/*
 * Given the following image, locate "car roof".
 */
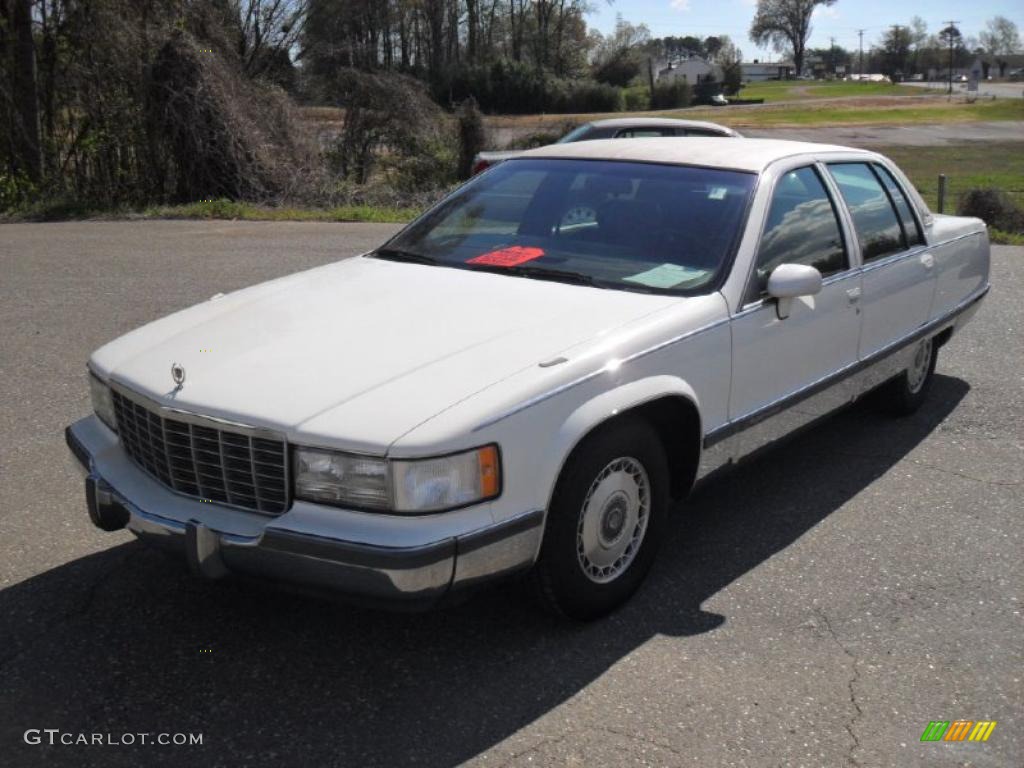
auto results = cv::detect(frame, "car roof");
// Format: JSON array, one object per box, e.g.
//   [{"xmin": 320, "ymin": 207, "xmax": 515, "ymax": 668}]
[
  {"xmin": 519, "ymin": 137, "xmax": 869, "ymax": 173},
  {"xmin": 586, "ymin": 117, "xmax": 737, "ymax": 134}
]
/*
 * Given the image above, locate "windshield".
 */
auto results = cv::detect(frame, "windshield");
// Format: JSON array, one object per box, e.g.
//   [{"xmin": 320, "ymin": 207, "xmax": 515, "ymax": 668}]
[{"xmin": 378, "ymin": 158, "xmax": 756, "ymax": 294}]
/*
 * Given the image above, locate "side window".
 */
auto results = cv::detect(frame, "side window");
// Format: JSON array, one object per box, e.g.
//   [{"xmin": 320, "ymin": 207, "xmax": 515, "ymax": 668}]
[
  {"xmin": 873, "ymin": 164, "xmax": 924, "ymax": 248},
  {"xmin": 827, "ymin": 163, "xmax": 906, "ymax": 261},
  {"xmin": 752, "ymin": 166, "xmax": 848, "ymax": 296}
]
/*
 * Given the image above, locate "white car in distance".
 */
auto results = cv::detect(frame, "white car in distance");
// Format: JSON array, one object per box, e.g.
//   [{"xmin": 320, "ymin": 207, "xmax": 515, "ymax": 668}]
[{"xmin": 67, "ymin": 139, "xmax": 990, "ymax": 620}]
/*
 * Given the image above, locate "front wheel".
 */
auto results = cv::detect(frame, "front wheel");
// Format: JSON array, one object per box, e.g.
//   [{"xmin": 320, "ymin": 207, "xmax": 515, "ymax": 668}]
[
  {"xmin": 878, "ymin": 336, "xmax": 938, "ymax": 416},
  {"xmin": 531, "ymin": 418, "xmax": 669, "ymax": 621}
]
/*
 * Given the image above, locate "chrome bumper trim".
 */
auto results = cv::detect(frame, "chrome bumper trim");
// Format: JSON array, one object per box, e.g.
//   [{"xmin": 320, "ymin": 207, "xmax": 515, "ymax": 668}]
[{"xmin": 67, "ymin": 420, "xmax": 544, "ymax": 607}]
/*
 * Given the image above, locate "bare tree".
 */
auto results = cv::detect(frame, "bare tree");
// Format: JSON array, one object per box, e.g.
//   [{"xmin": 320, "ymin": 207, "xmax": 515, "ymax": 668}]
[
  {"xmin": 11, "ymin": 0, "xmax": 41, "ymax": 181},
  {"xmin": 233, "ymin": 0, "xmax": 307, "ymax": 78},
  {"xmin": 749, "ymin": 0, "xmax": 836, "ymax": 78},
  {"xmin": 979, "ymin": 16, "xmax": 1021, "ymax": 56}
]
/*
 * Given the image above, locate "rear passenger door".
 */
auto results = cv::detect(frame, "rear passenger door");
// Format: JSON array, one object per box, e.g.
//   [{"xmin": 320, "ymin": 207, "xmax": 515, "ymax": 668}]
[
  {"xmin": 826, "ymin": 162, "xmax": 936, "ymax": 360},
  {"xmin": 730, "ymin": 165, "xmax": 862, "ymax": 426}
]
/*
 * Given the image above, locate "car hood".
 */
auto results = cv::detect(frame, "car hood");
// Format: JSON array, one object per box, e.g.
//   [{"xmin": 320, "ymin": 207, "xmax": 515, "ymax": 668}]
[{"xmin": 92, "ymin": 256, "xmax": 677, "ymax": 452}]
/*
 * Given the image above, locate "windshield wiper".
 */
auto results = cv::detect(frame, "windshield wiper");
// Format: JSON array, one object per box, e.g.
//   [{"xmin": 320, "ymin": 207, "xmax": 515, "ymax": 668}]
[
  {"xmin": 370, "ymin": 248, "xmax": 439, "ymax": 266},
  {"xmin": 466, "ymin": 263, "xmax": 605, "ymax": 288}
]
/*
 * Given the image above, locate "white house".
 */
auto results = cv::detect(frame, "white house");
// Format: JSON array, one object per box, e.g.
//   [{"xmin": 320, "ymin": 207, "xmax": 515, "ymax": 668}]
[
  {"xmin": 740, "ymin": 60, "xmax": 793, "ymax": 82},
  {"xmin": 656, "ymin": 57, "xmax": 722, "ymax": 84}
]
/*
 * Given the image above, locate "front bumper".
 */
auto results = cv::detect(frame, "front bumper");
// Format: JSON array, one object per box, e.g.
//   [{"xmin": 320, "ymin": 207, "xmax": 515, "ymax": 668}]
[{"xmin": 66, "ymin": 416, "xmax": 544, "ymax": 608}]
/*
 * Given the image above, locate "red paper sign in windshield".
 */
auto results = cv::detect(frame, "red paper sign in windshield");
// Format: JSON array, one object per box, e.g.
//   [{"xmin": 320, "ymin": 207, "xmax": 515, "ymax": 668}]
[{"xmin": 467, "ymin": 246, "xmax": 545, "ymax": 267}]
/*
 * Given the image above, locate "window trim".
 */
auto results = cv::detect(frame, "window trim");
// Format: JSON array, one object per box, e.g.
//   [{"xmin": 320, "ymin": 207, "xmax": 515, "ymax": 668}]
[
  {"xmin": 742, "ymin": 163, "xmax": 853, "ymax": 305},
  {"xmin": 871, "ymin": 161, "xmax": 925, "ymax": 250},
  {"xmin": 825, "ymin": 161, "xmax": 910, "ymax": 264}
]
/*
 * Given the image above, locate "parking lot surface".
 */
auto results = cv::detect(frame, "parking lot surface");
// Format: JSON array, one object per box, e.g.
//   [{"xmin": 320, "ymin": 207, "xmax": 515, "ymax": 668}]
[{"xmin": 0, "ymin": 221, "xmax": 1020, "ymax": 767}]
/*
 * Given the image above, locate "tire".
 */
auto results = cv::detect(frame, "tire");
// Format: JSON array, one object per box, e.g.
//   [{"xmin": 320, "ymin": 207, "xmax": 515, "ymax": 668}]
[
  {"xmin": 530, "ymin": 418, "xmax": 670, "ymax": 621},
  {"xmin": 878, "ymin": 336, "xmax": 938, "ymax": 416}
]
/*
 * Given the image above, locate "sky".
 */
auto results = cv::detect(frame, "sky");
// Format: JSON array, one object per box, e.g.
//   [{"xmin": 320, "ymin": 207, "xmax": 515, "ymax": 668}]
[{"xmin": 585, "ymin": 0, "xmax": 1024, "ymax": 60}]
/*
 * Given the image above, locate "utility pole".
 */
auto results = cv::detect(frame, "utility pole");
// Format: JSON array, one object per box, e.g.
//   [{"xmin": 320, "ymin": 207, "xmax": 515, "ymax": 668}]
[
  {"xmin": 889, "ymin": 25, "xmax": 904, "ymax": 82},
  {"xmin": 943, "ymin": 20, "xmax": 960, "ymax": 97},
  {"xmin": 857, "ymin": 29, "xmax": 864, "ymax": 80},
  {"xmin": 829, "ymin": 36, "xmax": 836, "ymax": 77}
]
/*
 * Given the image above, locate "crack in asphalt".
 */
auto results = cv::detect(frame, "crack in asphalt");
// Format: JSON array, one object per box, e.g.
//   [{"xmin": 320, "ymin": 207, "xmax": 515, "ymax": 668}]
[
  {"xmin": 587, "ymin": 724, "xmax": 687, "ymax": 760},
  {"xmin": 815, "ymin": 609, "xmax": 863, "ymax": 768},
  {"xmin": 833, "ymin": 450, "xmax": 1021, "ymax": 487},
  {"xmin": 489, "ymin": 734, "xmax": 568, "ymax": 768}
]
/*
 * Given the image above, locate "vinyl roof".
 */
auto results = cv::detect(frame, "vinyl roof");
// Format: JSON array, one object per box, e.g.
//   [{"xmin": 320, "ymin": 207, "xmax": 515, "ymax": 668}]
[{"xmin": 519, "ymin": 137, "xmax": 869, "ymax": 173}]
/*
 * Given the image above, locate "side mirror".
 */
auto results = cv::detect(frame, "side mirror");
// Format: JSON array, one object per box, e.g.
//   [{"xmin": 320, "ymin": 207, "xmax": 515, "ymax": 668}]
[{"xmin": 766, "ymin": 263, "xmax": 823, "ymax": 319}]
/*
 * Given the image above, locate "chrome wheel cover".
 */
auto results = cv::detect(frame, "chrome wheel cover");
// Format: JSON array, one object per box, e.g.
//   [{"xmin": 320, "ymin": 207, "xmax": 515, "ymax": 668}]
[
  {"xmin": 907, "ymin": 338, "xmax": 933, "ymax": 394},
  {"xmin": 576, "ymin": 457, "xmax": 650, "ymax": 584}
]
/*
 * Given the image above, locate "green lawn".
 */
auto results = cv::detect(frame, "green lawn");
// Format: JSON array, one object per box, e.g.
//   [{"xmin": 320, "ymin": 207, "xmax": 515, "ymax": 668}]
[
  {"xmin": 143, "ymin": 199, "xmax": 418, "ymax": 223},
  {"xmin": 876, "ymin": 142, "xmax": 1024, "ymax": 210},
  {"xmin": 876, "ymin": 141, "xmax": 1024, "ymax": 243},
  {"xmin": 489, "ymin": 95, "xmax": 1023, "ymax": 132},
  {"xmin": 668, "ymin": 97, "xmax": 1024, "ymax": 128},
  {"xmin": 737, "ymin": 79, "xmax": 943, "ymax": 102}
]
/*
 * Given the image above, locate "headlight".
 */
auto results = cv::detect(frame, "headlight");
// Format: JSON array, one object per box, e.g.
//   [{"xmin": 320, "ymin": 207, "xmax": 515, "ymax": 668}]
[
  {"xmin": 293, "ymin": 449, "xmax": 389, "ymax": 509},
  {"xmin": 293, "ymin": 444, "xmax": 501, "ymax": 514},
  {"xmin": 392, "ymin": 445, "xmax": 501, "ymax": 513},
  {"xmin": 89, "ymin": 372, "xmax": 117, "ymax": 432}
]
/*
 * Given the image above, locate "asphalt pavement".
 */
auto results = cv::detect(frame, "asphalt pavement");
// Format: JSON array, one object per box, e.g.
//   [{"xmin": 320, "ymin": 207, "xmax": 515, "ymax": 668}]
[{"xmin": 0, "ymin": 221, "xmax": 1020, "ymax": 767}]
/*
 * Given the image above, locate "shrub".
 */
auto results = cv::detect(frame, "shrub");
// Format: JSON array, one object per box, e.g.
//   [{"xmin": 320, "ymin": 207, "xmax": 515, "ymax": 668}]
[
  {"xmin": 436, "ymin": 60, "xmax": 625, "ymax": 114},
  {"xmin": 957, "ymin": 188, "xmax": 1024, "ymax": 233},
  {"xmin": 623, "ymin": 85, "xmax": 651, "ymax": 111},
  {"xmin": 693, "ymin": 77, "xmax": 723, "ymax": 105},
  {"xmin": 0, "ymin": 172, "xmax": 36, "ymax": 213},
  {"xmin": 325, "ymin": 68, "xmax": 458, "ymax": 190},
  {"xmin": 551, "ymin": 80, "xmax": 623, "ymax": 113},
  {"xmin": 147, "ymin": 31, "xmax": 317, "ymax": 203},
  {"xmin": 456, "ymin": 98, "xmax": 487, "ymax": 179},
  {"xmin": 650, "ymin": 80, "xmax": 692, "ymax": 109}
]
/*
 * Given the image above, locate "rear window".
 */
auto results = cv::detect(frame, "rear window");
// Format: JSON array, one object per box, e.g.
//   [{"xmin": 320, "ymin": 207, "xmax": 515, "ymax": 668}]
[
  {"xmin": 382, "ymin": 158, "xmax": 757, "ymax": 294},
  {"xmin": 827, "ymin": 163, "xmax": 906, "ymax": 261}
]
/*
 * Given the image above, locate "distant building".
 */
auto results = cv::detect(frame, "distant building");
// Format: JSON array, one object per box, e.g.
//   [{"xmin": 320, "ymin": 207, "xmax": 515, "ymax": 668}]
[
  {"xmin": 655, "ymin": 56, "xmax": 722, "ymax": 85},
  {"xmin": 970, "ymin": 54, "xmax": 1024, "ymax": 79},
  {"xmin": 740, "ymin": 60, "xmax": 794, "ymax": 82}
]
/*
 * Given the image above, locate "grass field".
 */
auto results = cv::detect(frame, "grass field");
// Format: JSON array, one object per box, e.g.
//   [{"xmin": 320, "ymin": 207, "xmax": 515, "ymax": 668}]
[
  {"xmin": 737, "ymin": 80, "xmax": 944, "ymax": 102},
  {"xmin": 143, "ymin": 199, "xmax": 417, "ymax": 223},
  {"xmin": 875, "ymin": 141, "xmax": 1024, "ymax": 243},
  {"xmin": 876, "ymin": 142, "xmax": 1024, "ymax": 209},
  {"xmin": 485, "ymin": 96, "xmax": 1023, "ymax": 135}
]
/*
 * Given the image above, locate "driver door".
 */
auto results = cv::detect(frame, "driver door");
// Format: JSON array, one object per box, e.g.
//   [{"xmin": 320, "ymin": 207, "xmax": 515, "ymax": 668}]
[{"xmin": 728, "ymin": 164, "xmax": 863, "ymax": 445}]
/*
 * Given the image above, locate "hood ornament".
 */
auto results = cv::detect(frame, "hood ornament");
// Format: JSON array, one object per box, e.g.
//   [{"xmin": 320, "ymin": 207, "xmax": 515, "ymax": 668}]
[{"xmin": 171, "ymin": 362, "xmax": 186, "ymax": 389}]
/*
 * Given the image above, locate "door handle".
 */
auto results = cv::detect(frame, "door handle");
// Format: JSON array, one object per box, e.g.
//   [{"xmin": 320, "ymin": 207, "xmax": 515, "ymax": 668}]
[
  {"xmin": 846, "ymin": 286, "xmax": 862, "ymax": 304},
  {"xmin": 920, "ymin": 252, "xmax": 935, "ymax": 269}
]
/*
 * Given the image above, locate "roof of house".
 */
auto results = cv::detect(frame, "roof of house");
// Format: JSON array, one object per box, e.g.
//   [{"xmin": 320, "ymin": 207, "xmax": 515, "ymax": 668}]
[
  {"xmin": 519, "ymin": 137, "xmax": 869, "ymax": 173},
  {"xmin": 741, "ymin": 61, "xmax": 794, "ymax": 68}
]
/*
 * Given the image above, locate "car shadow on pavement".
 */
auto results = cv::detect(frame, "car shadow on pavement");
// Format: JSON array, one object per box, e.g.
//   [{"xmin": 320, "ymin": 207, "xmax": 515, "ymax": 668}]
[{"xmin": 0, "ymin": 376, "xmax": 969, "ymax": 767}]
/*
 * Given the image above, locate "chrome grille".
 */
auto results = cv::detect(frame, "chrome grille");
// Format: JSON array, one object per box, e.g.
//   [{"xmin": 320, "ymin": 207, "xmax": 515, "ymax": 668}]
[{"xmin": 111, "ymin": 389, "xmax": 289, "ymax": 514}]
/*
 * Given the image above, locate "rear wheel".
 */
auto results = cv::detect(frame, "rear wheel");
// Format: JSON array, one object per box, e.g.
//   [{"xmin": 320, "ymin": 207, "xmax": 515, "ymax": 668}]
[
  {"xmin": 531, "ymin": 418, "xmax": 669, "ymax": 620},
  {"xmin": 878, "ymin": 337, "xmax": 937, "ymax": 416}
]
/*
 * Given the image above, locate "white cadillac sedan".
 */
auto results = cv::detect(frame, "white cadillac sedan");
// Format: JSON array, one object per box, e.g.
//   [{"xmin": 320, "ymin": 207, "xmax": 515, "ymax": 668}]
[{"xmin": 66, "ymin": 139, "xmax": 990, "ymax": 619}]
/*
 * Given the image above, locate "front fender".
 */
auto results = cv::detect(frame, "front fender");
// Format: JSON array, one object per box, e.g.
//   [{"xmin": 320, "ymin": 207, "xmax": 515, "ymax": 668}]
[{"xmin": 538, "ymin": 375, "xmax": 703, "ymax": 510}]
